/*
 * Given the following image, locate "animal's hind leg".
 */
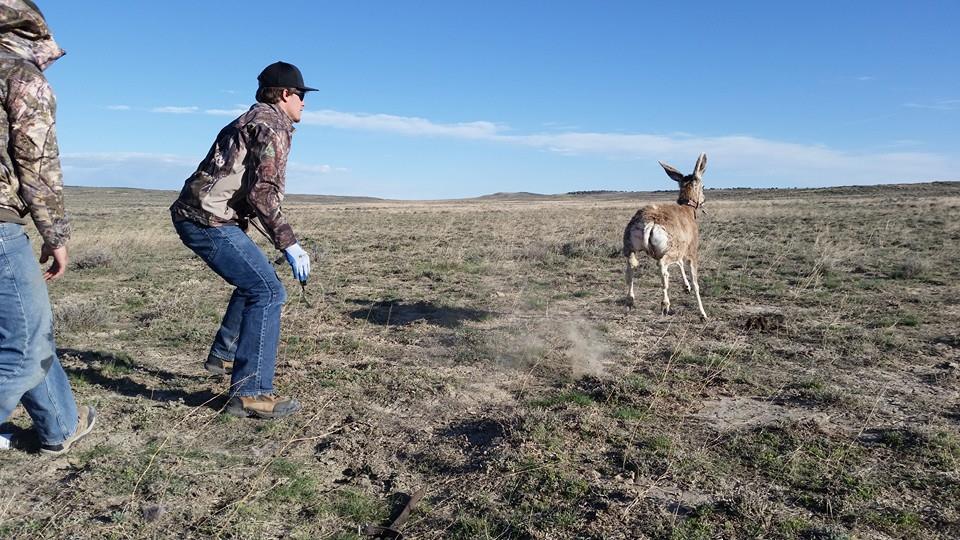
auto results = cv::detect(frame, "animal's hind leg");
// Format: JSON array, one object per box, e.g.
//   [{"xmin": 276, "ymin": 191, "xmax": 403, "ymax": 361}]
[
  {"xmin": 690, "ymin": 262, "xmax": 707, "ymax": 320},
  {"xmin": 625, "ymin": 253, "xmax": 640, "ymax": 306},
  {"xmin": 678, "ymin": 260, "xmax": 692, "ymax": 292},
  {"xmin": 659, "ymin": 258, "xmax": 671, "ymax": 315}
]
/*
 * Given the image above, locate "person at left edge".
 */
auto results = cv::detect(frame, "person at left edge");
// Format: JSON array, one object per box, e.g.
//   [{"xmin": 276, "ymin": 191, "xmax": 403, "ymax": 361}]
[{"xmin": 0, "ymin": 0, "xmax": 97, "ymax": 455}]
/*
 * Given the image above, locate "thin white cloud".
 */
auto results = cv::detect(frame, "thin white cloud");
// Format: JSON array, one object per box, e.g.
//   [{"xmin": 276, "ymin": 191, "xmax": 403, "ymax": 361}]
[
  {"xmin": 198, "ymin": 107, "xmax": 502, "ymax": 141},
  {"xmin": 540, "ymin": 121, "xmax": 581, "ymax": 131},
  {"xmin": 151, "ymin": 106, "xmax": 201, "ymax": 114},
  {"xmin": 60, "ymin": 152, "xmax": 196, "ymax": 189},
  {"xmin": 300, "ymin": 109, "xmax": 501, "ymax": 139},
  {"xmin": 298, "ymin": 110, "xmax": 957, "ymax": 183},
  {"xmin": 885, "ymin": 139, "xmax": 924, "ymax": 148},
  {"xmin": 61, "ymin": 152, "xmax": 340, "ymax": 190},
  {"xmin": 288, "ymin": 163, "xmax": 336, "ymax": 174},
  {"xmin": 856, "ymin": 76, "xmax": 876, "ymax": 81},
  {"xmin": 904, "ymin": 99, "xmax": 960, "ymax": 111},
  {"xmin": 106, "ymin": 105, "xmax": 131, "ymax": 111},
  {"xmin": 205, "ymin": 107, "xmax": 247, "ymax": 116},
  {"xmin": 62, "ymin": 151, "xmax": 196, "ymax": 166},
  {"xmin": 497, "ymin": 132, "xmax": 951, "ymax": 185}
]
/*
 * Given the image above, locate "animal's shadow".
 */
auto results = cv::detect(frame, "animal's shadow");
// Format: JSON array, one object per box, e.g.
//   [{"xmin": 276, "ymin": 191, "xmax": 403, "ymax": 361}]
[{"xmin": 346, "ymin": 298, "xmax": 491, "ymax": 328}]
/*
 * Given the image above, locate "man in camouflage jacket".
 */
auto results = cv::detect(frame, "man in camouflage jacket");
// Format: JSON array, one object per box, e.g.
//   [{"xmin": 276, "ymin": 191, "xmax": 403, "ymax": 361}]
[
  {"xmin": 171, "ymin": 61, "xmax": 315, "ymax": 419},
  {"xmin": 0, "ymin": 0, "xmax": 96, "ymax": 455}
]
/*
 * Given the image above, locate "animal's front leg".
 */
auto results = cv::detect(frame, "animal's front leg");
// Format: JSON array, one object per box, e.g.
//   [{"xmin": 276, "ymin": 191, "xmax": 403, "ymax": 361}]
[{"xmin": 625, "ymin": 259, "xmax": 636, "ymax": 306}]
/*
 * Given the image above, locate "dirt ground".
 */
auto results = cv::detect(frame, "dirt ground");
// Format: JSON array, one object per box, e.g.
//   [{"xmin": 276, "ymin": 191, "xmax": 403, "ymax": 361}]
[{"xmin": 1, "ymin": 182, "xmax": 958, "ymax": 539}]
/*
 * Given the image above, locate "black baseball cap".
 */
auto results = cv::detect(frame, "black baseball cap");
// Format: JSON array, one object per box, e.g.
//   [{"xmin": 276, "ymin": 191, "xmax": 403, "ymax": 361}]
[{"xmin": 257, "ymin": 61, "xmax": 318, "ymax": 92}]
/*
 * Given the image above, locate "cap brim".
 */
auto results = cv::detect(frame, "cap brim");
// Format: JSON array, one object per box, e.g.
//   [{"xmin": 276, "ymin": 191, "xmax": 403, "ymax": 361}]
[{"xmin": 300, "ymin": 86, "xmax": 319, "ymax": 92}]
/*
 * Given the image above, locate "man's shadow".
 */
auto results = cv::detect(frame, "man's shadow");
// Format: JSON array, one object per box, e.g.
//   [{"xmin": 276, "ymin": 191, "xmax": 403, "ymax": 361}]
[
  {"xmin": 58, "ymin": 348, "xmax": 224, "ymax": 409},
  {"xmin": 2, "ymin": 351, "xmax": 226, "ymax": 453}
]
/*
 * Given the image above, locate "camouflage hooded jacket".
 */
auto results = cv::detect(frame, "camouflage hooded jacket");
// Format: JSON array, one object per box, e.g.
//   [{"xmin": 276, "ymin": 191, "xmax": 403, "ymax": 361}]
[
  {"xmin": 0, "ymin": 0, "xmax": 70, "ymax": 247},
  {"xmin": 170, "ymin": 103, "xmax": 297, "ymax": 251}
]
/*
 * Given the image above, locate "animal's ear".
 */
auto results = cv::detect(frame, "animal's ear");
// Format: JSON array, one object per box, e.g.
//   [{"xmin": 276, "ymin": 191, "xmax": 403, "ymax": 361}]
[
  {"xmin": 659, "ymin": 161, "xmax": 685, "ymax": 182},
  {"xmin": 694, "ymin": 153, "xmax": 707, "ymax": 178}
]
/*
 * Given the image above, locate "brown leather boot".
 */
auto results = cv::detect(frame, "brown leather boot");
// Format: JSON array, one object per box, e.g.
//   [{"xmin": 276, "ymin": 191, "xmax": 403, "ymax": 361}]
[{"xmin": 226, "ymin": 395, "xmax": 301, "ymax": 419}]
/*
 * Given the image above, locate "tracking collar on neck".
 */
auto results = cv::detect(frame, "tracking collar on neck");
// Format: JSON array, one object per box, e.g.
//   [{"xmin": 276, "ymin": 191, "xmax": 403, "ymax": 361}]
[{"xmin": 677, "ymin": 198, "xmax": 704, "ymax": 218}]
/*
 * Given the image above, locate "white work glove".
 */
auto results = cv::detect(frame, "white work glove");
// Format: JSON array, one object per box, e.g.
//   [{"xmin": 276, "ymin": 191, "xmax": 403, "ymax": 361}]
[{"xmin": 283, "ymin": 243, "xmax": 311, "ymax": 283}]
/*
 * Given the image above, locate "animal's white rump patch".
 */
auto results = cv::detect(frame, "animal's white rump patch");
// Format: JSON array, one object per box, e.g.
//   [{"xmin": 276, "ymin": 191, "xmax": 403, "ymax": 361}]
[
  {"xmin": 646, "ymin": 223, "xmax": 670, "ymax": 258},
  {"xmin": 631, "ymin": 222, "xmax": 669, "ymax": 259}
]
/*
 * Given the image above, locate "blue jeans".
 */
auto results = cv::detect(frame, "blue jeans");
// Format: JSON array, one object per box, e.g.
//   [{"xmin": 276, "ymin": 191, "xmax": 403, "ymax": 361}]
[
  {"xmin": 173, "ymin": 219, "xmax": 286, "ymax": 397},
  {"xmin": 0, "ymin": 223, "xmax": 79, "ymax": 446}
]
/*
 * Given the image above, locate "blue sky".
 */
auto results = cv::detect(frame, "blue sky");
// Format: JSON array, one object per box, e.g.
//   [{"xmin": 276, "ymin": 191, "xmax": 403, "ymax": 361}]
[{"xmin": 39, "ymin": 1, "xmax": 959, "ymax": 199}]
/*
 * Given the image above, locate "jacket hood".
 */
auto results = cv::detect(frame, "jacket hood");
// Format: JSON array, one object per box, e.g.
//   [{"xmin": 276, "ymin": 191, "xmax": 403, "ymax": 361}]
[{"xmin": 0, "ymin": 0, "xmax": 64, "ymax": 70}]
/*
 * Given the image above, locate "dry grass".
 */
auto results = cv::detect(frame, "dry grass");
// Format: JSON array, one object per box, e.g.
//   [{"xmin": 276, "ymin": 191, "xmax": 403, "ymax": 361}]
[{"xmin": 1, "ymin": 183, "xmax": 959, "ymax": 539}]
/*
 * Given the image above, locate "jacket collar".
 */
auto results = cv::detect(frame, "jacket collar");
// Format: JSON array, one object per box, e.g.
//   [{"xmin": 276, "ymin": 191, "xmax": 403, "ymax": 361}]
[
  {"xmin": 267, "ymin": 102, "xmax": 294, "ymax": 132},
  {"xmin": 0, "ymin": 1, "xmax": 65, "ymax": 70}
]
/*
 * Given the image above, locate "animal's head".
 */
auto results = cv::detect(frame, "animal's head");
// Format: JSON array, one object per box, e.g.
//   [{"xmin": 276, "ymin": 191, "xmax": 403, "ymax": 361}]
[{"xmin": 659, "ymin": 153, "xmax": 707, "ymax": 209}]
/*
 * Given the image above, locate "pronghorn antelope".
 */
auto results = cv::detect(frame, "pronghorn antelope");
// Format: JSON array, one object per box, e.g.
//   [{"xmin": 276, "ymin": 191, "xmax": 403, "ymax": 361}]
[{"xmin": 622, "ymin": 153, "xmax": 708, "ymax": 320}]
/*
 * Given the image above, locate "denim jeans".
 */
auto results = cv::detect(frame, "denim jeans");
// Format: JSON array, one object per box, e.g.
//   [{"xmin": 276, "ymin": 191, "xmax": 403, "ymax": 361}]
[
  {"xmin": 173, "ymin": 219, "xmax": 286, "ymax": 397},
  {"xmin": 0, "ymin": 223, "xmax": 79, "ymax": 446}
]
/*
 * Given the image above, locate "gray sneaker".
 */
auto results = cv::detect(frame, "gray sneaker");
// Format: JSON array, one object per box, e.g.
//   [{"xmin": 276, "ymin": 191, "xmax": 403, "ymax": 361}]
[{"xmin": 40, "ymin": 405, "xmax": 96, "ymax": 456}]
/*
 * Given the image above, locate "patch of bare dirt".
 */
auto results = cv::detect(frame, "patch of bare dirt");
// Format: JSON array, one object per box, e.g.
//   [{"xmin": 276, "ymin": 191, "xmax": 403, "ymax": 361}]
[{"xmin": 692, "ymin": 396, "xmax": 834, "ymax": 433}]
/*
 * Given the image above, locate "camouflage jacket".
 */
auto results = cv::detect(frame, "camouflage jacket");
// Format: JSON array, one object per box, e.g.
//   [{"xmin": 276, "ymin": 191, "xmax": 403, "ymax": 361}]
[
  {"xmin": 170, "ymin": 103, "xmax": 297, "ymax": 250},
  {"xmin": 0, "ymin": 0, "xmax": 71, "ymax": 247}
]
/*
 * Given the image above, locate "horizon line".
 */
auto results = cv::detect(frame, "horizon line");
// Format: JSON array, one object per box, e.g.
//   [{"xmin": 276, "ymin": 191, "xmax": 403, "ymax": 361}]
[{"xmin": 63, "ymin": 178, "xmax": 960, "ymax": 202}]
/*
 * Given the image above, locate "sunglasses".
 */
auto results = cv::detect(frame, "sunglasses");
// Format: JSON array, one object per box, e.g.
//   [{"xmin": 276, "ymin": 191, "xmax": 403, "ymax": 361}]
[{"xmin": 290, "ymin": 89, "xmax": 306, "ymax": 101}]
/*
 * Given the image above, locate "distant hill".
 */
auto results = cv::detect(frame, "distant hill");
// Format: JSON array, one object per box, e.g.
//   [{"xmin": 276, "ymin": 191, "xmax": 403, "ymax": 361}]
[
  {"xmin": 286, "ymin": 193, "xmax": 384, "ymax": 204},
  {"xmin": 560, "ymin": 181, "xmax": 960, "ymax": 201},
  {"xmin": 472, "ymin": 191, "xmax": 548, "ymax": 200},
  {"xmin": 65, "ymin": 181, "xmax": 959, "ymax": 205},
  {"xmin": 566, "ymin": 190, "xmax": 628, "ymax": 196}
]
